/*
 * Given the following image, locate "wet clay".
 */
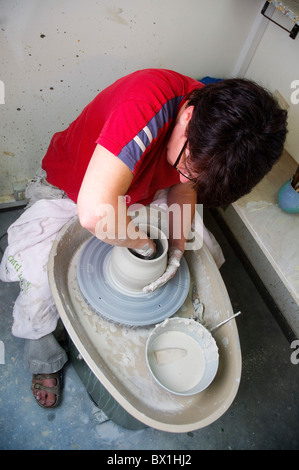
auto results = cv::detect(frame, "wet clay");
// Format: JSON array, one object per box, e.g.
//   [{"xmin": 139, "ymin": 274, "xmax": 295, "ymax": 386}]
[{"xmin": 129, "ymin": 238, "xmax": 164, "ymax": 260}]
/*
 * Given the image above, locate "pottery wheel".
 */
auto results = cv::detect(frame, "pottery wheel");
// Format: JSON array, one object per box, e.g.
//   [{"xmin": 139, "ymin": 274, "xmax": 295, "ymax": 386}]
[{"xmin": 77, "ymin": 236, "xmax": 190, "ymax": 326}]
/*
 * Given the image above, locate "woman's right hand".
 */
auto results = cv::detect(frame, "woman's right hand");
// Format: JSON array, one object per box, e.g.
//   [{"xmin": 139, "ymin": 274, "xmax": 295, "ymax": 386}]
[{"xmin": 130, "ymin": 238, "xmax": 156, "ymax": 259}]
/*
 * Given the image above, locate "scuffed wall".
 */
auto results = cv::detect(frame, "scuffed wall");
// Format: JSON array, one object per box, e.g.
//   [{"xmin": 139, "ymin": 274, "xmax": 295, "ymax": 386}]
[{"xmin": 0, "ymin": 0, "xmax": 262, "ymax": 201}]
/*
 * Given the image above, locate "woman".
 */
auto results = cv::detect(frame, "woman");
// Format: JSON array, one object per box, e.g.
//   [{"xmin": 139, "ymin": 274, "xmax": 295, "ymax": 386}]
[{"xmin": 0, "ymin": 68, "xmax": 287, "ymax": 408}]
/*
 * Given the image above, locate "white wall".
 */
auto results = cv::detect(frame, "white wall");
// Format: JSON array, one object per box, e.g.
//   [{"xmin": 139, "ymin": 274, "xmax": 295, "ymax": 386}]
[
  {"xmin": 0, "ymin": 0, "xmax": 262, "ymax": 201},
  {"xmin": 243, "ymin": 8, "xmax": 299, "ymax": 164}
]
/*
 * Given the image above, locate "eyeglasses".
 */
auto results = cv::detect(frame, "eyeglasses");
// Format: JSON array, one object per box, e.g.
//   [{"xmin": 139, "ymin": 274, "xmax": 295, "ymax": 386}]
[{"xmin": 173, "ymin": 140, "xmax": 196, "ymax": 182}]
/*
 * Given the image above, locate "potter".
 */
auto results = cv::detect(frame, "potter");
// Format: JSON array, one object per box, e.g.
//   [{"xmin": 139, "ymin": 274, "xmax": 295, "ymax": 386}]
[{"xmin": 1, "ymin": 68, "xmax": 287, "ymax": 411}]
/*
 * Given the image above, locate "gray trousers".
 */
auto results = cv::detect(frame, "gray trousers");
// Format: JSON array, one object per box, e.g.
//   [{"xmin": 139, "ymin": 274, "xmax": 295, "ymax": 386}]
[{"xmin": 24, "ymin": 321, "xmax": 68, "ymax": 374}]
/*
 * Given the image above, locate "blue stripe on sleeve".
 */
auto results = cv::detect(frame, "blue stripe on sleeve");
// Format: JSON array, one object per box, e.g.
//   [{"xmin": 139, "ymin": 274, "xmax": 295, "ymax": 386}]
[{"xmin": 117, "ymin": 96, "xmax": 183, "ymax": 170}]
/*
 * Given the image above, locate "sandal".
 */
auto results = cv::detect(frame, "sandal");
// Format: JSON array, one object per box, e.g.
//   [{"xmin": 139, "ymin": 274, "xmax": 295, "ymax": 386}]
[{"xmin": 31, "ymin": 371, "xmax": 62, "ymax": 409}]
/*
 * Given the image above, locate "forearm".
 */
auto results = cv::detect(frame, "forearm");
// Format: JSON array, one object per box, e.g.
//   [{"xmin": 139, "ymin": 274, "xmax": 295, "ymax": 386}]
[
  {"xmin": 167, "ymin": 183, "xmax": 197, "ymax": 252},
  {"xmin": 143, "ymin": 183, "xmax": 196, "ymax": 293}
]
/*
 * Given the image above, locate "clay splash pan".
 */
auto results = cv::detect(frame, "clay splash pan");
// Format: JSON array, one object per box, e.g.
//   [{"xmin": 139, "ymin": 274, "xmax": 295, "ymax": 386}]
[{"xmin": 48, "ymin": 207, "xmax": 242, "ymax": 432}]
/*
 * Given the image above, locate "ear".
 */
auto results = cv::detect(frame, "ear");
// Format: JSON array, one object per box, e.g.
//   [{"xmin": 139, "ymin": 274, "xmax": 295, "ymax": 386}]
[{"xmin": 179, "ymin": 105, "xmax": 194, "ymax": 127}]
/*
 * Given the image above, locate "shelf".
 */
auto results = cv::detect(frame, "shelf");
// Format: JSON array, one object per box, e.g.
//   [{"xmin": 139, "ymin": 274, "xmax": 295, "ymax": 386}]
[{"xmin": 218, "ymin": 150, "xmax": 299, "ymax": 338}]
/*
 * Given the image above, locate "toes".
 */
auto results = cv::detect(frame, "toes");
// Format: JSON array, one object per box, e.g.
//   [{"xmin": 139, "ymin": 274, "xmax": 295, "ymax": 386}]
[
  {"xmin": 34, "ymin": 389, "xmax": 44, "ymax": 404},
  {"xmin": 32, "ymin": 375, "xmax": 59, "ymax": 407},
  {"xmin": 46, "ymin": 396, "xmax": 56, "ymax": 407},
  {"xmin": 34, "ymin": 389, "xmax": 55, "ymax": 407}
]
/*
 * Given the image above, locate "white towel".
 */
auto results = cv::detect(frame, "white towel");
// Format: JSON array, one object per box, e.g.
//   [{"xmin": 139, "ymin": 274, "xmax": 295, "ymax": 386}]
[{"xmin": 0, "ymin": 198, "xmax": 77, "ymax": 339}]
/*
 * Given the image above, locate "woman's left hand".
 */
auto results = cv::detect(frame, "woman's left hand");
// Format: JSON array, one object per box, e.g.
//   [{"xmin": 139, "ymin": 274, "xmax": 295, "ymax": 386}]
[{"xmin": 142, "ymin": 247, "xmax": 183, "ymax": 292}]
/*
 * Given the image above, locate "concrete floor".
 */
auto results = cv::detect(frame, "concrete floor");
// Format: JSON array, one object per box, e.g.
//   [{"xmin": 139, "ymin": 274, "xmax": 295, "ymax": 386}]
[{"xmin": 0, "ymin": 206, "xmax": 298, "ymax": 450}]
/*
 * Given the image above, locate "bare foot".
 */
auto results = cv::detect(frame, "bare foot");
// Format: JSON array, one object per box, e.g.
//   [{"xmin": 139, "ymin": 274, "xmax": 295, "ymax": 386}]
[{"xmin": 31, "ymin": 373, "xmax": 61, "ymax": 408}]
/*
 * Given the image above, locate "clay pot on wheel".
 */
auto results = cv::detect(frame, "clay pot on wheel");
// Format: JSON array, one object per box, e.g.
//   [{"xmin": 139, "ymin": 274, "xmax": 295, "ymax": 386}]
[{"xmin": 110, "ymin": 224, "xmax": 168, "ymax": 293}]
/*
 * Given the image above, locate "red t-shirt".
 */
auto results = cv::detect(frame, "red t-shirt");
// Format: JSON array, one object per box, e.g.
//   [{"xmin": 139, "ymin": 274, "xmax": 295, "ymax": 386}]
[{"xmin": 42, "ymin": 69, "xmax": 203, "ymax": 206}]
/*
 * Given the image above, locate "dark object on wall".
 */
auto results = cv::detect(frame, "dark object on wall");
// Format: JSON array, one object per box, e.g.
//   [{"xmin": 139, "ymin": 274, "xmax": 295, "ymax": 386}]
[{"xmin": 261, "ymin": 1, "xmax": 299, "ymax": 39}]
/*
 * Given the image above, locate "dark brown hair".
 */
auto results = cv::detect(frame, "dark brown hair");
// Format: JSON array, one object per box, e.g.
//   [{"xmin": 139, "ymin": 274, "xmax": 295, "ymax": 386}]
[{"xmin": 186, "ymin": 79, "xmax": 288, "ymax": 207}]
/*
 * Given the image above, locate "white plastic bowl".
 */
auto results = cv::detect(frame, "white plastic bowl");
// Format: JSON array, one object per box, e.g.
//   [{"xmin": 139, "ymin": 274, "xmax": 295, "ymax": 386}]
[{"xmin": 146, "ymin": 317, "xmax": 219, "ymax": 396}]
